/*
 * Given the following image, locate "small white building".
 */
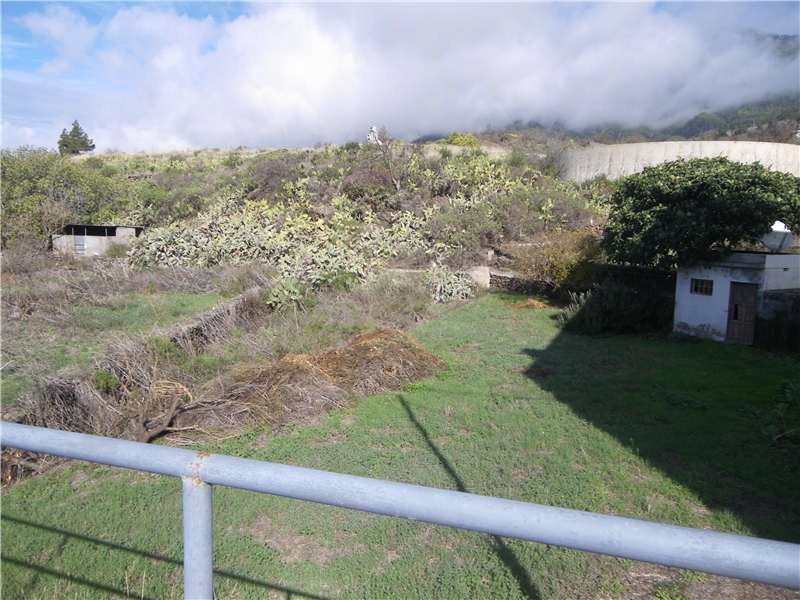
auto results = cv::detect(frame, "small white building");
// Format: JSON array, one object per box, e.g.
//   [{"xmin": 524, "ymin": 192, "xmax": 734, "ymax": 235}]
[
  {"xmin": 673, "ymin": 251, "xmax": 800, "ymax": 344},
  {"xmin": 51, "ymin": 224, "xmax": 145, "ymax": 257}
]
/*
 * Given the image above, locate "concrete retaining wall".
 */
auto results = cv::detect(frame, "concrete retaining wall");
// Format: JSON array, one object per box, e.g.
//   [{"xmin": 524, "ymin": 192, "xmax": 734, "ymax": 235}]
[{"xmin": 560, "ymin": 141, "xmax": 800, "ymax": 183}]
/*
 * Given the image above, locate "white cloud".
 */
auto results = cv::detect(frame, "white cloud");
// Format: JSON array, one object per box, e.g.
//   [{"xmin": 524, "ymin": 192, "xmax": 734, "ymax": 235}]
[
  {"xmin": 3, "ymin": 3, "xmax": 798, "ymax": 151},
  {"xmin": 18, "ymin": 5, "xmax": 98, "ymax": 75}
]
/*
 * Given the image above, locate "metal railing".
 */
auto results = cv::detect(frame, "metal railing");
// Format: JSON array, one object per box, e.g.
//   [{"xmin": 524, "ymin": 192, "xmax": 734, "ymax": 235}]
[{"xmin": 2, "ymin": 422, "xmax": 798, "ymax": 598}]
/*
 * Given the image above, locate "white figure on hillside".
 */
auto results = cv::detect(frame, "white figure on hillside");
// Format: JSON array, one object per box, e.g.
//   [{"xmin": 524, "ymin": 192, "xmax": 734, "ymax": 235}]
[{"xmin": 367, "ymin": 126, "xmax": 382, "ymax": 146}]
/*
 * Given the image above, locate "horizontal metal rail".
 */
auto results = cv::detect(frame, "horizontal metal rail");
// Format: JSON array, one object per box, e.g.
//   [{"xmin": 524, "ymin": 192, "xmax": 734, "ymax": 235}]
[{"xmin": 2, "ymin": 422, "xmax": 798, "ymax": 598}]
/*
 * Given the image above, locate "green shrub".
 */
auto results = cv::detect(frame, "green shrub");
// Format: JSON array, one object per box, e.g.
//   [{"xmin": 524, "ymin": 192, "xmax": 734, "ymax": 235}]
[
  {"xmin": 100, "ymin": 164, "xmax": 119, "ymax": 178},
  {"xmin": 439, "ymin": 132, "xmax": 480, "ymax": 148},
  {"xmin": 425, "ymin": 202, "xmax": 500, "ymax": 263},
  {"xmin": 441, "ymin": 151, "xmax": 513, "ymax": 202},
  {"xmin": 1, "ymin": 147, "xmax": 129, "ymax": 248},
  {"xmin": 764, "ymin": 378, "xmax": 800, "ymax": 450},
  {"xmin": 493, "ymin": 188, "xmax": 548, "ymax": 239},
  {"xmin": 223, "ymin": 152, "xmax": 243, "ymax": 168},
  {"xmin": 263, "ymin": 279, "xmax": 306, "ymax": 312},
  {"xmin": 511, "ymin": 230, "xmax": 602, "ymax": 294},
  {"xmin": 507, "ymin": 147, "xmax": 527, "ymax": 169},
  {"xmin": 557, "ymin": 282, "xmax": 673, "ymax": 334},
  {"xmin": 93, "ymin": 370, "xmax": 120, "ymax": 394},
  {"xmin": 425, "ymin": 264, "xmax": 475, "ymax": 303},
  {"xmin": 602, "ymin": 158, "xmax": 800, "ymax": 270}
]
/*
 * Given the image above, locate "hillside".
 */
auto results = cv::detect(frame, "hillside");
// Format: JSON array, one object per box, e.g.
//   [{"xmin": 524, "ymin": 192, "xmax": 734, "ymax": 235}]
[
  {"xmin": 1, "ymin": 139, "xmax": 609, "ymax": 271},
  {"xmin": 479, "ymin": 94, "xmax": 800, "ymax": 148}
]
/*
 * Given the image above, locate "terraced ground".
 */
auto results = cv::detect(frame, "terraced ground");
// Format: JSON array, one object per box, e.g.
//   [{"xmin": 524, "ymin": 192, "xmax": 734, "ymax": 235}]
[
  {"xmin": 0, "ymin": 290, "xmax": 224, "ymax": 407},
  {"xmin": 2, "ymin": 293, "xmax": 798, "ymax": 599}
]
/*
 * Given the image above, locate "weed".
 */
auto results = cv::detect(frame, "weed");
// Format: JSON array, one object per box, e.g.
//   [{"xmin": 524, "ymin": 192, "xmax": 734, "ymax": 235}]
[{"xmin": 93, "ymin": 369, "xmax": 120, "ymax": 394}]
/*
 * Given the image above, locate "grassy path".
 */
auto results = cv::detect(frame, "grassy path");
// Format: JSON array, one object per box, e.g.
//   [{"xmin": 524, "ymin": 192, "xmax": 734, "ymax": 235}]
[{"xmin": 2, "ymin": 294, "xmax": 798, "ymax": 599}]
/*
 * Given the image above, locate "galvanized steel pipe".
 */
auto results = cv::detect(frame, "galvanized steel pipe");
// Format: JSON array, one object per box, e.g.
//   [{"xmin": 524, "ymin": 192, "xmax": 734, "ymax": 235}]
[
  {"xmin": 182, "ymin": 478, "xmax": 213, "ymax": 600},
  {"xmin": 2, "ymin": 422, "xmax": 798, "ymax": 592}
]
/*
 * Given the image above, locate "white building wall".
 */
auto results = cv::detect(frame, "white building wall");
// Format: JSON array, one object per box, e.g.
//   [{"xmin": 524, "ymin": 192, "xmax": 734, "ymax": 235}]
[
  {"xmin": 763, "ymin": 254, "xmax": 800, "ymax": 291},
  {"xmin": 83, "ymin": 236, "xmax": 114, "ymax": 257},
  {"xmin": 673, "ymin": 265, "xmax": 764, "ymax": 341},
  {"xmin": 51, "ymin": 227, "xmax": 139, "ymax": 257},
  {"xmin": 51, "ymin": 235, "xmax": 72, "ymax": 254}
]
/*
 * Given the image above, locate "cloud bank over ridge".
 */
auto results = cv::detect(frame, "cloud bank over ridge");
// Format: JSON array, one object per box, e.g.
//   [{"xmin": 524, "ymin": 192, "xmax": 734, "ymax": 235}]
[{"xmin": 2, "ymin": 2, "xmax": 798, "ymax": 151}]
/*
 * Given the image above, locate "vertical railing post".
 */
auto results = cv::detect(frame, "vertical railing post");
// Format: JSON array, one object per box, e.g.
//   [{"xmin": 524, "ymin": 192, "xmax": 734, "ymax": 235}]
[{"xmin": 182, "ymin": 477, "xmax": 213, "ymax": 599}]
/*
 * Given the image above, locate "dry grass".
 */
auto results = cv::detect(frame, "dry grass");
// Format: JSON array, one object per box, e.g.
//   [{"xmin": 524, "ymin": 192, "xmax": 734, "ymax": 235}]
[
  {"xmin": 221, "ymin": 329, "xmax": 442, "ymax": 428},
  {"xmin": 510, "ymin": 298, "xmax": 550, "ymax": 310},
  {"xmin": 2, "ymin": 270, "xmax": 438, "ymax": 486},
  {"xmin": 19, "ymin": 375, "xmax": 117, "ymax": 436},
  {"xmin": 10, "ymin": 285, "xmax": 270, "ymax": 446},
  {"xmin": 312, "ymin": 329, "xmax": 442, "ymax": 395},
  {"xmin": 2, "ymin": 257, "xmax": 275, "ymax": 319},
  {"xmin": 20, "ymin": 327, "xmax": 443, "ymax": 444}
]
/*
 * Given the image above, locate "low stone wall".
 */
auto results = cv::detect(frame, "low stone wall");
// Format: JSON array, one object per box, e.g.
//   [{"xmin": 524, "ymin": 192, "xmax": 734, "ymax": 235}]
[{"xmin": 488, "ymin": 270, "xmax": 539, "ymax": 294}]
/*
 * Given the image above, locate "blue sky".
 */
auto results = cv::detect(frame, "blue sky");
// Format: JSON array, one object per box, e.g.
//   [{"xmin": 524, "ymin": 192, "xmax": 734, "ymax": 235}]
[{"xmin": 2, "ymin": 2, "xmax": 798, "ymax": 151}]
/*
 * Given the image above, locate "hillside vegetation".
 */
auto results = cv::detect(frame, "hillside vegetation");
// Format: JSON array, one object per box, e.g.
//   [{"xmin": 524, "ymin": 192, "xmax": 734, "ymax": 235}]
[
  {"xmin": 1, "ymin": 141, "xmax": 609, "ymax": 271},
  {"xmin": 483, "ymin": 94, "xmax": 800, "ymax": 147}
]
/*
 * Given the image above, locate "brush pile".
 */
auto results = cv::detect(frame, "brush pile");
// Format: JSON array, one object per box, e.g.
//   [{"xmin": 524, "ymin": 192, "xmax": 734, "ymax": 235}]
[
  {"xmin": 221, "ymin": 329, "xmax": 442, "ymax": 426},
  {"xmin": 13, "ymin": 328, "xmax": 441, "ymax": 446}
]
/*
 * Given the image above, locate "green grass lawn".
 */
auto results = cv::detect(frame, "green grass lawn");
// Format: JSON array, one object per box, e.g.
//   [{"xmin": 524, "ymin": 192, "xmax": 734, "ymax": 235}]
[
  {"xmin": 2, "ymin": 294, "xmax": 798, "ymax": 599},
  {"xmin": 1, "ymin": 292, "xmax": 223, "ymax": 406}
]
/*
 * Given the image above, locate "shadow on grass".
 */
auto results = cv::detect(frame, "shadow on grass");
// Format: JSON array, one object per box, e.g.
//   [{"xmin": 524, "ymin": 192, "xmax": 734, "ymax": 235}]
[
  {"xmin": 2, "ymin": 514, "xmax": 329, "ymax": 600},
  {"xmin": 520, "ymin": 328, "xmax": 800, "ymax": 543},
  {"xmin": 399, "ymin": 396, "xmax": 541, "ymax": 599}
]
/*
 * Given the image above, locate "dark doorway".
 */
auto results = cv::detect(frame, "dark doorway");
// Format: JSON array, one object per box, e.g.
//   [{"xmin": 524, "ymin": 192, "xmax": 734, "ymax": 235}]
[{"xmin": 726, "ymin": 282, "xmax": 758, "ymax": 344}]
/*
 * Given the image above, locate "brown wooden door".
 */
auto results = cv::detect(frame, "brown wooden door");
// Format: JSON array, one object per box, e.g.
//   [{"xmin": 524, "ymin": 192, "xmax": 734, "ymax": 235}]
[{"xmin": 726, "ymin": 283, "xmax": 758, "ymax": 344}]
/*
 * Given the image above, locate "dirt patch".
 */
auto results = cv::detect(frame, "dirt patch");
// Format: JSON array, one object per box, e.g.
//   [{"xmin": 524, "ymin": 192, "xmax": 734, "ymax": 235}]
[
  {"xmin": 312, "ymin": 431, "xmax": 347, "ymax": 447},
  {"xmin": 454, "ymin": 341, "xmax": 481, "ymax": 354},
  {"xmin": 243, "ymin": 517, "xmax": 364, "ymax": 566},
  {"xmin": 223, "ymin": 329, "xmax": 442, "ymax": 428},
  {"xmin": 244, "ymin": 517, "xmax": 337, "ymax": 565},
  {"xmin": 623, "ymin": 563, "xmax": 799, "ymax": 600},
  {"xmin": 510, "ymin": 298, "xmax": 550, "ymax": 310}
]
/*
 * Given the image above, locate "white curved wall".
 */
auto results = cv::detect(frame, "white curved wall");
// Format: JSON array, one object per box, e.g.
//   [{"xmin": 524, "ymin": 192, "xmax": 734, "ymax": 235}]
[{"xmin": 561, "ymin": 141, "xmax": 800, "ymax": 183}]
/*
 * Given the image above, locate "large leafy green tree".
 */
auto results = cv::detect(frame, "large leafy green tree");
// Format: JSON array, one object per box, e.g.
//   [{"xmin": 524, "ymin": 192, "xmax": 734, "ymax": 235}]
[
  {"xmin": 602, "ymin": 158, "xmax": 800, "ymax": 269},
  {"xmin": 58, "ymin": 120, "xmax": 95, "ymax": 156},
  {"xmin": 0, "ymin": 147, "xmax": 123, "ymax": 248}
]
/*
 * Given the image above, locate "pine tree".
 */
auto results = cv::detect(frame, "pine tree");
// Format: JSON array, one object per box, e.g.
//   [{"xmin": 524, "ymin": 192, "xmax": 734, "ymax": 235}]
[{"xmin": 58, "ymin": 120, "xmax": 95, "ymax": 156}]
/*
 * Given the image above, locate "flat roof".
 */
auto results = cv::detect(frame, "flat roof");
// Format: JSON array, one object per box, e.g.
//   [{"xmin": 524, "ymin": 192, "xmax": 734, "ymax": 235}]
[{"xmin": 63, "ymin": 223, "xmax": 145, "ymax": 228}]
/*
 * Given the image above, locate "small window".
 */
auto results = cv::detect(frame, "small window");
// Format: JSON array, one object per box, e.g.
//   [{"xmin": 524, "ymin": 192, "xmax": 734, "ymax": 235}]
[{"xmin": 690, "ymin": 278, "xmax": 713, "ymax": 296}]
